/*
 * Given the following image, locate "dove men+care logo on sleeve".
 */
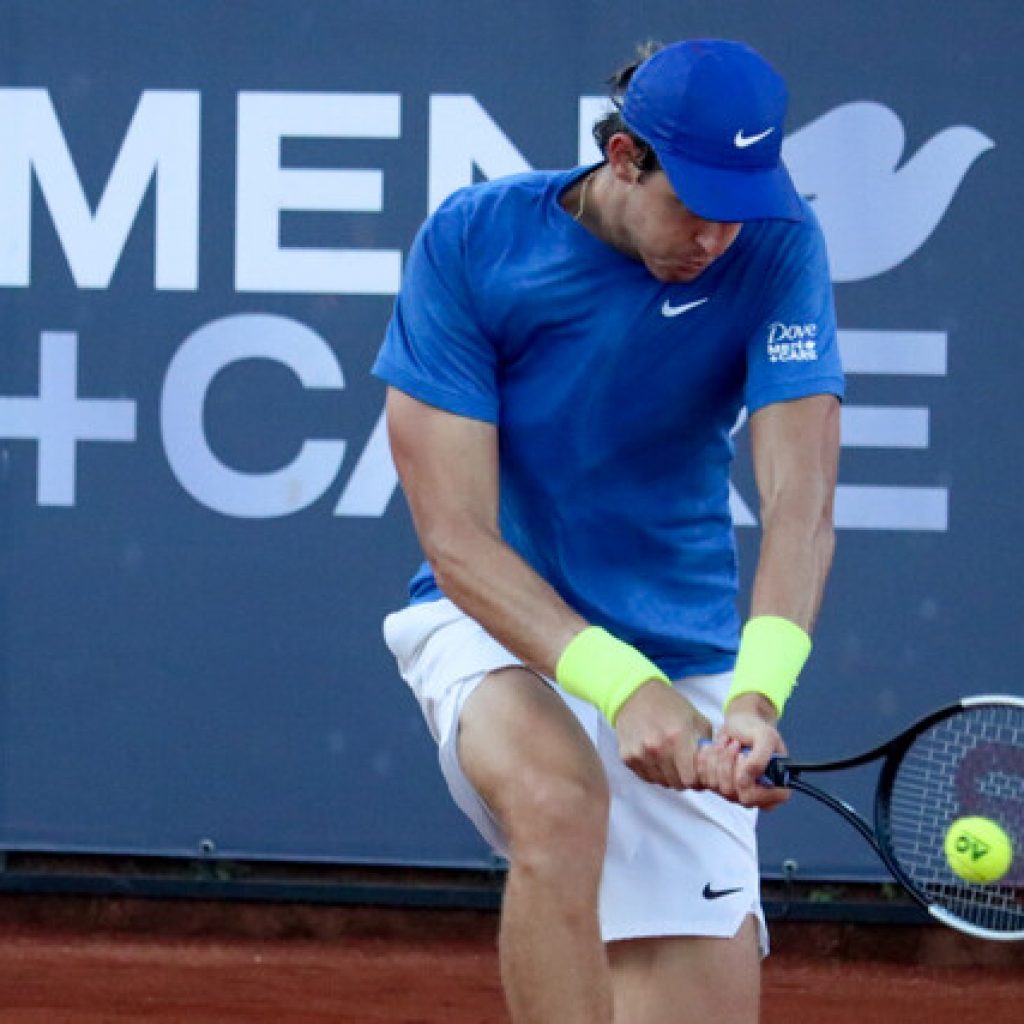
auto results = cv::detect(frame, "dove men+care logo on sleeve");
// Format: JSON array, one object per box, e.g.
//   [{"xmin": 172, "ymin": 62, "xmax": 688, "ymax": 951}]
[{"xmin": 767, "ymin": 321, "xmax": 819, "ymax": 363}]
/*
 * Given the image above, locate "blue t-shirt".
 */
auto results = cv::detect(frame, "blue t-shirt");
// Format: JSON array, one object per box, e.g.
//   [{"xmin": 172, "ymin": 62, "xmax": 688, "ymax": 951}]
[{"xmin": 373, "ymin": 167, "xmax": 844, "ymax": 678}]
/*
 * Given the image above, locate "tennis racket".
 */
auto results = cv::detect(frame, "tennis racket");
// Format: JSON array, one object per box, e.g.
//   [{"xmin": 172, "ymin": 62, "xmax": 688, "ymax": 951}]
[{"xmin": 738, "ymin": 694, "xmax": 1024, "ymax": 940}]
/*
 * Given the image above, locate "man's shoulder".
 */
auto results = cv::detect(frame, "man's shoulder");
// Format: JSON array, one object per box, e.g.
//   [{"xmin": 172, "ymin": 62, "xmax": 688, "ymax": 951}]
[
  {"xmin": 728, "ymin": 197, "xmax": 830, "ymax": 282},
  {"xmin": 743, "ymin": 196, "xmax": 826, "ymax": 249},
  {"xmin": 431, "ymin": 169, "xmax": 572, "ymax": 226}
]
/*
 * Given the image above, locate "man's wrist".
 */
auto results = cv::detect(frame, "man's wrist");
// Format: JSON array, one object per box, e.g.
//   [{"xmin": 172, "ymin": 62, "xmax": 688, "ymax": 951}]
[
  {"xmin": 724, "ymin": 690, "xmax": 779, "ymax": 724},
  {"xmin": 555, "ymin": 626, "xmax": 670, "ymax": 725},
  {"xmin": 725, "ymin": 615, "xmax": 811, "ymax": 717}
]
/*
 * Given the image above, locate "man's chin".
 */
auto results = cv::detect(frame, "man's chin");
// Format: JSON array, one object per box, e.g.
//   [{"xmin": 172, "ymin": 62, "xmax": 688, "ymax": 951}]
[{"xmin": 650, "ymin": 263, "xmax": 707, "ymax": 284}]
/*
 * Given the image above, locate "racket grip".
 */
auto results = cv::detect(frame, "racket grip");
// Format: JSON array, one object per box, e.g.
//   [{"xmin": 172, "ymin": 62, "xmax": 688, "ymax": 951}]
[{"xmin": 696, "ymin": 739, "xmax": 784, "ymax": 787}]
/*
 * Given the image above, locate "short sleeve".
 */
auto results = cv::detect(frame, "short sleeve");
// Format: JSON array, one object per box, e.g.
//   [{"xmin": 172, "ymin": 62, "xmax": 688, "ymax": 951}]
[
  {"xmin": 743, "ymin": 211, "xmax": 845, "ymax": 414},
  {"xmin": 372, "ymin": 193, "xmax": 499, "ymax": 423}
]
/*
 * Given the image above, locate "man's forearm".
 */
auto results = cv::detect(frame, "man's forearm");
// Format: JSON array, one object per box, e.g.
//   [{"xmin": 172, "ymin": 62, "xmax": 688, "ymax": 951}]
[
  {"xmin": 749, "ymin": 496, "xmax": 835, "ymax": 632},
  {"xmin": 426, "ymin": 523, "xmax": 589, "ymax": 678},
  {"xmin": 746, "ymin": 394, "xmax": 841, "ymax": 634},
  {"xmin": 726, "ymin": 486, "xmax": 835, "ymax": 718}
]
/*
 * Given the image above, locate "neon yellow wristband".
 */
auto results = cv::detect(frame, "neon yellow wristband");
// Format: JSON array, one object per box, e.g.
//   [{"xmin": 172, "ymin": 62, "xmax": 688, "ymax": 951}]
[
  {"xmin": 726, "ymin": 615, "xmax": 812, "ymax": 717},
  {"xmin": 555, "ymin": 627, "xmax": 670, "ymax": 725}
]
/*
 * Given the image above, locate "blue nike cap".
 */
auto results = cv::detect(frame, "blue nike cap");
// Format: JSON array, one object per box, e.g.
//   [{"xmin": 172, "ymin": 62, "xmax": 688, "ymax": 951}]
[{"xmin": 620, "ymin": 39, "xmax": 803, "ymax": 222}]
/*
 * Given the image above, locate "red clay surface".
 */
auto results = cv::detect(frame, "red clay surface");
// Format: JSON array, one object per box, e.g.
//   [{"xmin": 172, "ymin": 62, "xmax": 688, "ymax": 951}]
[{"xmin": 0, "ymin": 899, "xmax": 1022, "ymax": 1023}]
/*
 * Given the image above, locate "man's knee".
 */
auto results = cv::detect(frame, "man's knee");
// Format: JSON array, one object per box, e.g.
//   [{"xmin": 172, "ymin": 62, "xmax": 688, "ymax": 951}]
[
  {"xmin": 502, "ymin": 768, "xmax": 610, "ymax": 880},
  {"xmin": 456, "ymin": 667, "xmax": 610, "ymax": 880}
]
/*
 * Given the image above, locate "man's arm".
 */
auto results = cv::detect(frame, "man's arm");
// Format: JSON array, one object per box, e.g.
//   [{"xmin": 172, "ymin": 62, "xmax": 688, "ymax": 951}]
[
  {"xmin": 386, "ymin": 386, "xmax": 585, "ymax": 672},
  {"xmin": 748, "ymin": 392, "xmax": 840, "ymax": 630},
  {"xmin": 701, "ymin": 393, "xmax": 841, "ymax": 807},
  {"xmin": 387, "ymin": 385, "xmax": 713, "ymax": 787}
]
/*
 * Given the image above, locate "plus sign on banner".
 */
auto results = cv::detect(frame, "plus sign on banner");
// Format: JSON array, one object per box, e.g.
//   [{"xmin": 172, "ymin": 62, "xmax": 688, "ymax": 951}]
[{"xmin": 0, "ymin": 333, "xmax": 136, "ymax": 505}]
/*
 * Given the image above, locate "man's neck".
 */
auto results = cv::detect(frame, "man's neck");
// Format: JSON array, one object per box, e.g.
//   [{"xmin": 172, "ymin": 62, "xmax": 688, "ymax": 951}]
[{"xmin": 565, "ymin": 166, "xmax": 638, "ymax": 261}]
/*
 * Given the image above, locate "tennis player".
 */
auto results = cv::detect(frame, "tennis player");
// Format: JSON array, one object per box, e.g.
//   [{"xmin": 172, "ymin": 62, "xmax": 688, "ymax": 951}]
[{"xmin": 374, "ymin": 38, "xmax": 843, "ymax": 1024}]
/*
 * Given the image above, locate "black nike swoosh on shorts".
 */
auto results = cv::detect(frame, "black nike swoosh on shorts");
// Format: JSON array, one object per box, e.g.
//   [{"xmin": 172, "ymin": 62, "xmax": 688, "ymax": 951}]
[{"xmin": 702, "ymin": 883, "xmax": 744, "ymax": 900}]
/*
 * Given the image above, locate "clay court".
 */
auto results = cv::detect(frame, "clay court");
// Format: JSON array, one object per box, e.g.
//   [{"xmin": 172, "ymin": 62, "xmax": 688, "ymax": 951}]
[{"xmin": 1, "ymin": 889, "xmax": 1022, "ymax": 1023}]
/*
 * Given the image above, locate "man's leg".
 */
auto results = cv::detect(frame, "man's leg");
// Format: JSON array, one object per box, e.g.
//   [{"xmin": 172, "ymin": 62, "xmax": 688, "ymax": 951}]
[
  {"xmin": 607, "ymin": 915, "xmax": 761, "ymax": 1024},
  {"xmin": 458, "ymin": 666, "xmax": 613, "ymax": 1024}
]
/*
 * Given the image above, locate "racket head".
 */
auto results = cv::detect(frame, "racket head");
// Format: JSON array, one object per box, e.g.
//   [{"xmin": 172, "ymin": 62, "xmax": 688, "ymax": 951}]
[{"xmin": 874, "ymin": 694, "xmax": 1024, "ymax": 941}]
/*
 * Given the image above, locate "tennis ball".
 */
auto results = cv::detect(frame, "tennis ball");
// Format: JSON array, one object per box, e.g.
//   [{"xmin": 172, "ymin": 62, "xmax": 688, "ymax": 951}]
[{"xmin": 944, "ymin": 816, "xmax": 1013, "ymax": 884}]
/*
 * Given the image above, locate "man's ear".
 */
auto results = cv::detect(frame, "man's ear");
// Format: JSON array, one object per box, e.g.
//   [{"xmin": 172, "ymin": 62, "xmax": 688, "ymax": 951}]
[{"xmin": 606, "ymin": 132, "xmax": 643, "ymax": 184}]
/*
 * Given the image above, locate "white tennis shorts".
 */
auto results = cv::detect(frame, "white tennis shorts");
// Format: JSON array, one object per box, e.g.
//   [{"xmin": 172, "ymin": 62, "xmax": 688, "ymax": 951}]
[{"xmin": 383, "ymin": 597, "xmax": 767, "ymax": 952}]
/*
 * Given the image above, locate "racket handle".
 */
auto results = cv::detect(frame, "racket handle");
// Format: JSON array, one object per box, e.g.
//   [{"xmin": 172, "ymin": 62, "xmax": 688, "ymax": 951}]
[{"xmin": 697, "ymin": 739, "xmax": 787, "ymax": 787}]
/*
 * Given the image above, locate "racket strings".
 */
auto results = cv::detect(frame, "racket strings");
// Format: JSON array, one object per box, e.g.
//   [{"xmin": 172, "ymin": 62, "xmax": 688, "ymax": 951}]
[{"xmin": 885, "ymin": 703, "xmax": 1024, "ymax": 938}]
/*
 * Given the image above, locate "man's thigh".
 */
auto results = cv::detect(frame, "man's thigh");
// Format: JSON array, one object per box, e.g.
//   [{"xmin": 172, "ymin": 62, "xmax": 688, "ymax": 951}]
[
  {"xmin": 457, "ymin": 666, "xmax": 609, "ymax": 844},
  {"xmin": 607, "ymin": 914, "xmax": 761, "ymax": 1024}
]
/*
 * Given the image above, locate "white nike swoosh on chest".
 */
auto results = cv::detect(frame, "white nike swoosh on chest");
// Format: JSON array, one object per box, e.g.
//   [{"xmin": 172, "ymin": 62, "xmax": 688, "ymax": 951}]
[{"xmin": 661, "ymin": 297, "xmax": 709, "ymax": 317}]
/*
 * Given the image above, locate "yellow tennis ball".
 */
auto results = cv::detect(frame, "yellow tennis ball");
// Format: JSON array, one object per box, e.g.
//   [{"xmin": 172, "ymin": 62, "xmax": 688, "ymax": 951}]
[{"xmin": 944, "ymin": 816, "xmax": 1013, "ymax": 884}]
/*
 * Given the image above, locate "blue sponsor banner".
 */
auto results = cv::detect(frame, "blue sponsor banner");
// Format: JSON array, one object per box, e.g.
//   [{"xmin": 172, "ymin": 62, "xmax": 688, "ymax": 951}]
[{"xmin": 0, "ymin": 1, "xmax": 1019, "ymax": 878}]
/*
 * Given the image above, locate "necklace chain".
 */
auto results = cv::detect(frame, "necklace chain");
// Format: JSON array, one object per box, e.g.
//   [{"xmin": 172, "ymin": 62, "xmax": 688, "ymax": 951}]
[{"xmin": 574, "ymin": 173, "xmax": 592, "ymax": 223}]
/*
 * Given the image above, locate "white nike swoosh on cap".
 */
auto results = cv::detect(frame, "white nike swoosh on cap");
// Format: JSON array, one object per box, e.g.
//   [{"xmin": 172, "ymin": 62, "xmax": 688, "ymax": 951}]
[
  {"xmin": 734, "ymin": 126, "xmax": 775, "ymax": 148},
  {"xmin": 661, "ymin": 297, "xmax": 709, "ymax": 317}
]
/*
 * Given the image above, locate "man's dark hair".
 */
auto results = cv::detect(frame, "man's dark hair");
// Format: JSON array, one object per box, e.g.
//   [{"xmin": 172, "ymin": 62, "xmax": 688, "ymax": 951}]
[{"xmin": 592, "ymin": 41, "xmax": 663, "ymax": 174}]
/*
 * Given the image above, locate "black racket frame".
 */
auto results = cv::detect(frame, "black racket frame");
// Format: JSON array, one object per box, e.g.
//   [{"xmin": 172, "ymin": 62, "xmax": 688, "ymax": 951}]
[{"xmin": 765, "ymin": 697, "xmax": 1019, "ymax": 927}]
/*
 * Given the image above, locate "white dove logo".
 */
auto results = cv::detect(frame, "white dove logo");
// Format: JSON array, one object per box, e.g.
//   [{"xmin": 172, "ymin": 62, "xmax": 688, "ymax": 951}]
[{"xmin": 781, "ymin": 101, "xmax": 994, "ymax": 282}]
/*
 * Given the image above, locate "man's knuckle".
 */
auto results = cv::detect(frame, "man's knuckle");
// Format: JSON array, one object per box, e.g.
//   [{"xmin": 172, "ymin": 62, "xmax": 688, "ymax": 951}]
[{"xmin": 642, "ymin": 737, "xmax": 670, "ymax": 758}]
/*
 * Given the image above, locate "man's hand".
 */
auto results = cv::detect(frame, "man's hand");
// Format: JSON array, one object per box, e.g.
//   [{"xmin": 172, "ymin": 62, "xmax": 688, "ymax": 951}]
[
  {"xmin": 697, "ymin": 692, "xmax": 791, "ymax": 809},
  {"xmin": 614, "ymin": 681, "xmax": 712, "ymax": 789}
]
